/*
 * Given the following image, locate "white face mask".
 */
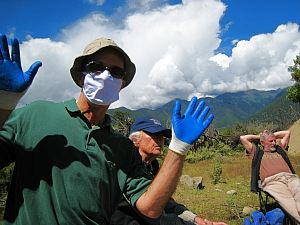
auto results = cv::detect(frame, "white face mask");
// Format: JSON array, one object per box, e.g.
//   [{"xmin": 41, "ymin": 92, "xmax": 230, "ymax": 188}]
[{"xmin": 83, "ymin": 70, "xmax": 122, "ymax": 105}]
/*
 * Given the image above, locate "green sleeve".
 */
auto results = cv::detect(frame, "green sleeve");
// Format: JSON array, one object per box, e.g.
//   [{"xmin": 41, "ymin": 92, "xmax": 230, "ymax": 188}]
[
  {"xmin": 123, "ymin": 147, "xmax": 152, "ymax": 206},
  {"xmin": 0, "ymin": 107, "xmax": 26, "ymax": 168}
]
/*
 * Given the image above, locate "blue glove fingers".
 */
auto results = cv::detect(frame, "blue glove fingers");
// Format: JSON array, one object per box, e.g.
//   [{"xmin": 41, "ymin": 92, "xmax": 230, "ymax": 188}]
[
  {"xmin": 203, "ymin": 114, "xmax": 214, "ymax": 129},
  {"xmin": 192, "ymin": 100, "xmax": 205, "ymax": 118},
  {"xmin": 198, "ymin": 105, "xmax": 214, "ymax": 127},
  {"xmin": 184, "ymin": 96, "xmax": 197, "ymax": 116},
  {"xmin": 24, "ymin": 61, "xmax": 42, "ymax": 84},
  {"xmin": 172, "ymin": 99, "xmax": 182, "ymax": 120},
  {"xmin": 0, "ymin": 35, "xmax": 10, "ymax": 60},
  {"xmin": 197, "ymin": 105, "xmax": 210, "ymax": 122},
  {"xmin": 11, "ymin": 38, "xmax": 21, "ymax": 69}
]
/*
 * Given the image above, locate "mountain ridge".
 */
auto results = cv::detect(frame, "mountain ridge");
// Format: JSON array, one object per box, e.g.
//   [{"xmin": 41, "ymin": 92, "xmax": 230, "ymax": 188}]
[{"xmin": 109, "ymin": 88, "xmax": 298, "ymax": 129}]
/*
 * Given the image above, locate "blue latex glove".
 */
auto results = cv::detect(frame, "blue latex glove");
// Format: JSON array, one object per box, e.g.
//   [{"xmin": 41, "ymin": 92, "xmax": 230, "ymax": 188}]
[
  {"xmin": 169, "ymin": 96, "xmax": 214, "ymax": 155},
  {"xmin": 0, "ymin": 34, "xmax": 42, "ymax": 92}
]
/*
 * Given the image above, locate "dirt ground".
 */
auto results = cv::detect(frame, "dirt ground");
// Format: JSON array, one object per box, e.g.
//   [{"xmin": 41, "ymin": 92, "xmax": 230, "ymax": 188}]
[{"xmin": 289, "ymin": 119, "xmax": 300, "ymax": 153}]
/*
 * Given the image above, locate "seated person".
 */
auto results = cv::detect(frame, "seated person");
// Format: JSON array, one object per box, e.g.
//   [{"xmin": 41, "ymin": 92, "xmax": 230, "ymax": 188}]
[
  {"xmin": 240, "ymin": 130, "xmax": 300, "ymax": 222},
  {"xmin": 110, "ymin": 117, "xmax": 227, "ymax": 225}
]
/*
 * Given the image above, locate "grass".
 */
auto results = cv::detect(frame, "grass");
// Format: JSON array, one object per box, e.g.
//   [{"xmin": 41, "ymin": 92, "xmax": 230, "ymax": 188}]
[
  {"xmin": 1, "ymin": 153, "xmax": 300, "ymax": 224},
  {"xmin": 172, "ymin": 152, "xmax": 300, "ymax": 224}
]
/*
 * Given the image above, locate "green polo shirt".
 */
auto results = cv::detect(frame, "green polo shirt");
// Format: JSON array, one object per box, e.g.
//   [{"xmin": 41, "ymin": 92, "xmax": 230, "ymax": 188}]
[{"xmin": 0, "ymin": 99, "xmax": 152, "ymax": 225}]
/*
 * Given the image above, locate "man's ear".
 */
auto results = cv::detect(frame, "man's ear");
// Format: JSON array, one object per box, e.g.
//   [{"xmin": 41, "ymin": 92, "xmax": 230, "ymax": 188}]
[
  {"xmin": 131, "ymin": 136, "xmax": 140, "ymax": 148},
  {"xmin": 134, "ymin": 140, "xmax": 140, "ymax": 148}
]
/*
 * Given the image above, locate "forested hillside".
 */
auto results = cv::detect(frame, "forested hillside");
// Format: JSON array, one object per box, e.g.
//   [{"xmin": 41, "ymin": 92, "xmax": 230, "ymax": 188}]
[
  {"xmin": 249, "ymin": 88, "xmax": 300, "ymax": 130},
  {"xmin": 109, "ymin": 88, "xmax": 300, "ymax": 129}
]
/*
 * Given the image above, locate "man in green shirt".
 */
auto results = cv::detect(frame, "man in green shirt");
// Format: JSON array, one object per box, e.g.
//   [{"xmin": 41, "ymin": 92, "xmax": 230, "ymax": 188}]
[{"xmin": 0, "ymin": 34, "xmax": 214, "ymax": 224}]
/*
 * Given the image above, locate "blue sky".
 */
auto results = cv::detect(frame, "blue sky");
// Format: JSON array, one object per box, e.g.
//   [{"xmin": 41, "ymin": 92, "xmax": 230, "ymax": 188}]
[
  {"xmin": 1, "ymin": 0, "xmax": 181, "ymax": 42},
  {"xmin": 2, "ymin": 0, "xmax": 299, "ymax": 54},
  {"xmin": 1, "ymin": 0, "xmax": 300, "ymax": 109},
  {"xmin": 220, "ymin": 0, "xmax": 300, "ymax": 54}
]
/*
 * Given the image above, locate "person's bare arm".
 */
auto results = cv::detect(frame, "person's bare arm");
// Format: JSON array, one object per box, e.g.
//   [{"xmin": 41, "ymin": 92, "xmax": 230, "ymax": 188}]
[
  {"xmin": 136, "ymin": 150, "xmax": 184, "ymax": 218},
  {"xmin": 240, "ymin": 134, "xmax": 260, "ymax": 154},
  {"xmin": 136, "ymin": 97, "xmax": 214, "ymax": 218},
  {"xmin": 274, "ymin": 130, "xmax": 290, "ymax": 149}
]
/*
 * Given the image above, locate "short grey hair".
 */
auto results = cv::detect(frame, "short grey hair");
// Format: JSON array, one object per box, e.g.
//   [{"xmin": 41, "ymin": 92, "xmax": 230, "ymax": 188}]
[
  {"xmin": 260, "ymin": 130, "xmax": 275, "ymax": 142},
  {"xmin": 129, "ymin": 131, "xmax": 142, "ymax": 144}
]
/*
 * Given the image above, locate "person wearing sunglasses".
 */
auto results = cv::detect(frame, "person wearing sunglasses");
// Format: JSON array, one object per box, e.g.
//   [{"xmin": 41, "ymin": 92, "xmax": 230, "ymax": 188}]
[
  {"xmin": 111, "ymin": 117, "xmax": 228, "ymax": 225},
  {"xmin": 0, "ymin": 34, "xmax": 214, "ymax": 225}
]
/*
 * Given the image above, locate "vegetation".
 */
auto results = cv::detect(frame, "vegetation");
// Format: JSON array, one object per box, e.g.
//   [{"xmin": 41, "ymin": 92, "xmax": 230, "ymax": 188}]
[
  {"xmin": 110, "ymin": 110, "xmax": 134, "ymax": 136},
  {"xmin": 249, "ymin": 89, "xmax": 300, "ymax": 130},
  {"xmin": 0, "ymin": 164, "xmax": 14, "ymax": 219},
  {"xmin": 210, "ymin": 158, "xmax": 223, "ymax": 185},
  {"xmin": 287, "ymin": 54, "xmax": 300, "ymax": 103}
]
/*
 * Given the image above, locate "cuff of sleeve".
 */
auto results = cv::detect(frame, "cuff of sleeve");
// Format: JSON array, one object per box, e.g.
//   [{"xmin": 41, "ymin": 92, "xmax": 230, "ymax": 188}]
[
  {"xmin": 0, "ymin": 90, "xmax": 26, "ymax": 110},
  {"xmin": 169, "ymin": 136, "xmax": 191, "ymax": 155},
  {"xmin": 178, "ymin": 210, "xmax": 197, "ymax": 223}
]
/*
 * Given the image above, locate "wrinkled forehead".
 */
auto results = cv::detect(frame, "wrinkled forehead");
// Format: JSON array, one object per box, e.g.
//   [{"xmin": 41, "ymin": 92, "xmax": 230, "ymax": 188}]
[
  {"xmin": 261, "ymin": 134, "xmax": 276, "ymax": 142},
  {"xmin": 266, "ymin": 135, "xmax": 276, "ymax": 141}
]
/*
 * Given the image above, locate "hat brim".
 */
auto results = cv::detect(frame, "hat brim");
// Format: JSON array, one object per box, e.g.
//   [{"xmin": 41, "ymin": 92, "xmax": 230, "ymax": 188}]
[
  {"xmin": 70, "ymin": 46, "xmax": 135, "ymax": 88},
  {"xmin": 143, "ymin": 127, "xmax": 172, "ymax": 138}
]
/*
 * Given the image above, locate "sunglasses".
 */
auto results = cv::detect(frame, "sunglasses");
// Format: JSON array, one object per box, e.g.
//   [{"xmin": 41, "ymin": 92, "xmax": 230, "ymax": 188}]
[{"xmin": 85, "ymin": 61, "xmax": 126, "ymax": 79}]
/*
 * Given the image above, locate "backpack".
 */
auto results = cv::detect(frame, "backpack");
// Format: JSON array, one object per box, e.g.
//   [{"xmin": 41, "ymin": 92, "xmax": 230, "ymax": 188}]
[
  {"xmin": 243, "ymin": 208, "xmax": 285, "ymax": 225},
  {"xmin": 265, "ymin": 208, "xmax": 285, "ymax": 225},
  {"xmin": 244, "ymin": 210, "xmax": 267, "ymax": 225}
]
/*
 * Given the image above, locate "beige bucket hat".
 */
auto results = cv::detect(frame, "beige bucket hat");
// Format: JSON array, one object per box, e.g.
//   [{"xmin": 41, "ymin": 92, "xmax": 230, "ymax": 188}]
[{"xmin": 70, "ymin": 37, "xmax": 136, "ymax": 88}]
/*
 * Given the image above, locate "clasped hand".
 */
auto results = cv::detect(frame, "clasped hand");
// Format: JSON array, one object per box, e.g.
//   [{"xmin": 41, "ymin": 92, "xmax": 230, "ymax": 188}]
[{"xmin": 0, "ymin": 34, "xmax": 42, "ymax": 92}]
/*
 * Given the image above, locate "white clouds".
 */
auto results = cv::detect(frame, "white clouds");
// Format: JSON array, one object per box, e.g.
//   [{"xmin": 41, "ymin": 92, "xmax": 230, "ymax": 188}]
[
  {"xmin": 118, "ymin": 0, "xmax": 224, "ymax": 108},
  {"xmin": 18, "ymin": 38, "xmax": 78, "ymax": 106},
  {"xmin": 87, "ymin": 0, "xmax": 105, "ymax": 6},
  {"xmin": 127, "ymin": 0, "xmax": 167, "ymax": 11},
  {"xmin": 210, "ymin": 53, "xmax": 231, "ymax": 69},
  {"xmin": 15, "ymin": 0, "xmax": 300, "ymax": 110},
  {"xmin": 223, "ymin": 23, "xmax": 300, "ymax": 91}
]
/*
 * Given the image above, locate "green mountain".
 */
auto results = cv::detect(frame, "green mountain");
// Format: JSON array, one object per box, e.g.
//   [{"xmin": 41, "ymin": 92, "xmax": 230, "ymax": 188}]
[
  {"xmin": 109, "ymin": 89, "xmax": 287, "ymax": 128},
  {"xmin": 249, "ymin": 88, "xmax": 300, "ymax": 128},
  {"xmin": 203, "ymin": 89, "xmax": 282, "ymax": 128}
]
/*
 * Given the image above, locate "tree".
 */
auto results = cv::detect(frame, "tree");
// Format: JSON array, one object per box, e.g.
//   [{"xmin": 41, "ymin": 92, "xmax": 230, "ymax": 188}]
[
  {"xmin": 110, "ymin": 110, "xmax": 134, "ymax": 136},
  {"xmin": 287, "ymin": 54, "xmax": 300, "ymax": 103}
]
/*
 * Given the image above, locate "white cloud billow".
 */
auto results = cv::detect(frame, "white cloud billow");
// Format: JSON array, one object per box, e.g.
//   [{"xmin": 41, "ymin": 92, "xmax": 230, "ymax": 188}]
[
  {"xmin": 88, "ymin": 0, "xmax": 105, "ymax": 6},
  {"xmin": 16, "ymin": 0, "xmax": 300, "ymax": 110}
]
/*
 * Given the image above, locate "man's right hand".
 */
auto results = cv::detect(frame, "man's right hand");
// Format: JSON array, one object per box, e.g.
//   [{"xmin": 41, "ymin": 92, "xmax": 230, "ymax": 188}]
[{"xmin": 0, "ymin": 34, "xmax": 42, "ymax": 92}]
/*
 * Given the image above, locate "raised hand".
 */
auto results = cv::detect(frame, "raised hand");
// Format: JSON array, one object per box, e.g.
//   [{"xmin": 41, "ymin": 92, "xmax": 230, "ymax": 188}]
[
  {"xmin": 169, "ymin": 96, "xmax": 214, "ymax": 155},
  {"xmin": 0, "ymin": 34, "xmax": 42, "ymax": 92}
]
